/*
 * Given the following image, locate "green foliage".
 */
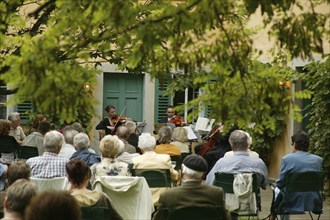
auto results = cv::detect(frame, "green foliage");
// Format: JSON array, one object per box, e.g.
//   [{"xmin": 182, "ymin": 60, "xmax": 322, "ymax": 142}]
[
  {"xmin": 302, "ymin": 56, "xmax": 330, "ymax": 180},
  {"xmin": 0, "ymin": 0, "xmax": 329, "ymax": 136}
]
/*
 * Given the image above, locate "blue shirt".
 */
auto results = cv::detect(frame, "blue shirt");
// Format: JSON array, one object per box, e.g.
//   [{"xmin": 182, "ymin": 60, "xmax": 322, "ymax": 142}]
[{"xmin": 206, "ymin": 151, "xmax": 268, "ymax": 189}]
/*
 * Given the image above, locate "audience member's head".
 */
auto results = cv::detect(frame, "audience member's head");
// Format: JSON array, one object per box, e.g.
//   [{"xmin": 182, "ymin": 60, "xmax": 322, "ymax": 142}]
[
  {"xmin": 66, "ymin": 159, "xmax": 90, "ymax": 188},
  {"xmin": 138, "ymin": 133, "xmax": 156, "ymax": 152},
  {"xmin": 158, "ymin": 126, "xmax": 173, "ymax": 144},
  {"xmin": 25, "ymin": 191, "xmax": 81, "ymax": 220},
  {"xmin": 125, "ymin": 120, "xmax": 137, "ymax": 135},
  {"xmin": 99, "ymin": 135, "xmax": 121, "ymax": 159},
  {"xmin": 291, "ymin": 130, "xmax": 309, "ymax": 152},
  {"xmin": 0, "ymin": 119, "xmax": 11, "ymax": 135},
  {"xmin": 31, "ymin": 114, "xmax": 47, "ymax": 131},
  {"xmin": 73, "ymin": 132, "xmax": 90, "ymax": 151},
  {"xmin": 71, "ymin": 122, "xmax": 84, "ymax": 133},
  {"xmin": 63, "ymin": 129, "xmax": 79, "ymax": 145},
  {"xmin": 43, "ymin": 130, "xmax": 64, "ymax": 153},
  {"xmin": 37, "ymin": 121, "xmax": 51, "ymax": 136},
  {"xmin": 182, "ymin": 155, "xmax": 208, "ymax": 180},
  {"xmin": 116, "ymin": 125, "xmax": 130, "ymax": 140},
  {"xmin": 4, "ymin": 179, "xmax": 37, "ymax": 218},
  {"xmin": 172, "ymin": 127, "xmax": 188, "ymax": 143},
  {"xmin": 229, "ymin": 130, "xmax": 249, "ymax": 151},
  {"xmin": 7, "ymin": 112, "xmax": 21, "ymax": 129},
  {"xmin": 6, "ymin": 161, "xmax": 31, "ymax": 186}
]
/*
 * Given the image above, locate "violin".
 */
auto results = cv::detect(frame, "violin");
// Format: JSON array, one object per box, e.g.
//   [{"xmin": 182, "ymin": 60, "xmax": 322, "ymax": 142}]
[
  {"xmin": 168, "ymin": 115, "xmax": 185, "ymax": 127},
  {"xmin": 110, "ymin": 115, "xmax": 128, "ymax": 125}
]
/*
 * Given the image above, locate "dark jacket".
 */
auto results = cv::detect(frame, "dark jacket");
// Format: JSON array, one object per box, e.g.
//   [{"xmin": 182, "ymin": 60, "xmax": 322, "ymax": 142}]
[{"xmin": 70, "ymin": 150, "xmax": 101, "ymax": 167}]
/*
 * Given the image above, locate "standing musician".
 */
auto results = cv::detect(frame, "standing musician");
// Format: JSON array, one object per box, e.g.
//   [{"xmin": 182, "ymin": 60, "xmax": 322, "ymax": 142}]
[
  {"xmin": 160, "ymin": 106, "xmax": 185, "ymax": 127},
  {"xmin": 95, "ymin": 105, "xmax": 126, "ymax": 135}
]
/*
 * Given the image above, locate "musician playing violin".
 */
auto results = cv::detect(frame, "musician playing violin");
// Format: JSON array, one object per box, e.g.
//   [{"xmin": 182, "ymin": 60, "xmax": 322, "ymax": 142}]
[
  {"xmin": 160, "ymin": 106, "xmax": 185, "ymax": 127},
  {"xmin": 95, "ymin": 105, "xmax": 126, "ymax": 135}
]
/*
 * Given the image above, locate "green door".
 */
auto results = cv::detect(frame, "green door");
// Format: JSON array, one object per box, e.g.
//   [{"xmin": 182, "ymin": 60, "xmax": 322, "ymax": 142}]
[{"xmin": 103, "ymin": 73, "xmax": 144, "ymax": 122}]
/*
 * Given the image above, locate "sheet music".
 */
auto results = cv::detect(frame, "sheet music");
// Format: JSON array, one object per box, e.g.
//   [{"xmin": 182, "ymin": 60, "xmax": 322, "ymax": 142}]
[
  {"xmin": 183, "ymin": 126, "xmax": 198, "ymax": 140},
  {"xmin": 194, "ymin": 117, "xmax": 215, "ymax": 132}
]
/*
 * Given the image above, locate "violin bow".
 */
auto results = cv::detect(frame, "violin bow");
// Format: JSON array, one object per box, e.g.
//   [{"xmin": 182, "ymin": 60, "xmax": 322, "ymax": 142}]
[{"xmin": 114, "ymin": 105, "xmax": 127, "ymax": 128}]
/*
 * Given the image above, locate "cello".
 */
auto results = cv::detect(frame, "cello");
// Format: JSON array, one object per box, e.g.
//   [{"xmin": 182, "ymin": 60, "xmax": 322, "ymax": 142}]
[{"xmin": 198, "ymin": 124, "xmax": 223, "ymax": 157}]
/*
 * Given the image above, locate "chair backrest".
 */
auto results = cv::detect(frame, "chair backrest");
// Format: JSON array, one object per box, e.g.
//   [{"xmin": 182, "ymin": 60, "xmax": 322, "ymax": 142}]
[
  {"xmin": 163, "ymin": 206, "xmax": 225, "ymax": 220},
  {"xmin": 285, "ymin": 171, "xmax": 324, "ymax": 193},
  {"xmin": 30, "ymin": 177, "xmax": 69, "ymax": 192},
  {"xmin": 170, "ymin": 155, "xmax": 182, "ymax": 170},
  {"xmin": 214, "ymin": 172, "xmax": 261, "ymax": 213},
  {"xmin": 19, "ymin": 145, "xmax": 39, "ymax": 159},
  {"xmin": 81, "ymin": 206, "xmax": 112, "ymax": 220},
  {"xmin": 93, "ymin": 176, "xmax": 154, "ymax": 220},
  {"xmin": 0, "ymin": 136, "xmax": 19, "ymax": 153},
  {"xmin": 131, "ymin": 169, "xmax": 172, "ymax": 188}
]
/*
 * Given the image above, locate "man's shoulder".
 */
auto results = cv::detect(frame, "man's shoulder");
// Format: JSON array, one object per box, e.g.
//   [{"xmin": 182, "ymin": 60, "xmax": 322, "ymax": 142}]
[{"xmin": 26, "ymin": 155, "xmax": 42, "ymax": 163}]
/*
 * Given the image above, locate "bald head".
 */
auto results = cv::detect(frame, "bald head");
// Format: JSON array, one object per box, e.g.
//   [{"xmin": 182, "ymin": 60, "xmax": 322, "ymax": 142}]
[{"xmin": 116, "ymin": 126, "xmax": 129, "ymax": 140}]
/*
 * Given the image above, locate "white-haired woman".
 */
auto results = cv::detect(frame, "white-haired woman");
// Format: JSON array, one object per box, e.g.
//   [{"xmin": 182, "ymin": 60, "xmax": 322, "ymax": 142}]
[{"xmin": 90, "ymin": 135, "xmax": 130, "ymax": 185}]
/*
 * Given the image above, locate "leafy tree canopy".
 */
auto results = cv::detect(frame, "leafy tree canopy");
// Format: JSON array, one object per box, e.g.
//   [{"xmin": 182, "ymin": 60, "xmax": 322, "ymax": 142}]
[{"xmin": 0, "ymin": 0, "xmax": 328, "ymax": 130}]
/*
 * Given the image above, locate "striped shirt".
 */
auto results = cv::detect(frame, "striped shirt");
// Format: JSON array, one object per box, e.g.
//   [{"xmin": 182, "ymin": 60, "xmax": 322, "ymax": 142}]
[{"xmin": 27, "ymin": 152, "xmax": 68, "ymax": 178}]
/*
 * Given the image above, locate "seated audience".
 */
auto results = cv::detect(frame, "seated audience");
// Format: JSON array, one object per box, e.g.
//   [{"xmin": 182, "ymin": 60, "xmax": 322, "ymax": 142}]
[
  {"xmin": 8, "ymin": 112, "xmax": 26, "ymax": 144},
  {"xmin": 24, "ymin": 191, "xmax": 81, "ymax": 220},
  {"xmin": 116, "ymin": 139, "xmax": 139, "ymax": 164},
  {"xmin": 206, "ymin": 130, "xmax": 268, "ymax": 189},
  {"xmin": 71, "ymin": 122, "xmax": 84, "ymax": 133},
  {"xmin": 270, "ymin": 130, "xmax": 323, "ymax": 218},
  {"xmin": 0, "ymin": 119, "xmax": 20, "ymax": 165},
  {"xmin": 0, "ymin": 161, "xmax": 31, "ymax": 216},
  {"xmin": 90, "ymin": 135, "xmax": 130, "ymax": 185},
  {"xmin": 23, "ymin": 121, "xmax": 51, "ymax": 155},
  {"xmin": 26, "ymin": 130, "xmax": 68, "ymax": 178},
  {"xmin": 155, "ymin": 126, "xmax": 180, "ymax": 156},
  {"xmin": 66, "ymin": 159, "xmax": 123, "ymax": 220},
  {"xmin": 70, "ymin": 133, "xmax": 100, "ymax": 167},
  {"xmin": 132, "ymin": 133, "xmax": 178, "ymax": 205},
  {"xmin": 116, "ymin": 126, "xmax": 136, "ymax": 153},
  {"xmin": 153, "ymin": 155, "xmax": 230, "ymax": 220},
  {"xmin": 2, "ymin": 179, "xmax": 37, "ymax": 220},
  {"xmin": 170, "ymin": 127, "xmax": 190, "ymax": 153},
  {"xmin": 28, "ymin": 114, "xmax": 47, "ymax": 135},
  {"xmin": 125, "ymin": 120, "xmax": 141, "ymax": 154},
  {"xmin": 58, "ymin": 128, "xmax": 78, "ymax": 159},
  {"xmin": 224, "ymin": 131, "xmax": 259, "ymax": 158}
]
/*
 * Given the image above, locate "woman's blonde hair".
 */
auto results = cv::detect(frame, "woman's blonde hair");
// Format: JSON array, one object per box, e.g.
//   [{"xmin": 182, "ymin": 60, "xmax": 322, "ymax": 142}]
[
  {"xmin": 172, "ymin": 127, "xmax": 188, "ymax": 143},
  {"xmin": 99, "ymin": 135, "xmax": 121, "ymax": 158}
]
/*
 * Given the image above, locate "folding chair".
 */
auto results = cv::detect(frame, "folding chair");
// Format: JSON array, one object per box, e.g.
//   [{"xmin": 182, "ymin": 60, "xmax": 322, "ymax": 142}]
[
  {"xmin": 162, "ymin": 206, "xmax": 225, "ymax": 220},
  {"xmin": 170, "ymin": 155, "xmax": 182, "ymax": 170},
  {"xmin": 18, "ymin": 145, "xmax": 39, "ymax": 159},
  {"xmin": 30, "ymin": 177, "xmax": 69, "ymax": 192},
  {"xmin": 81, "ymin": 206, "xmax": 112, "ymax": 220},
  {"xmin": 276, "ymin": 171, "xmax": 325, "ymax": 220},
  {"xmin": 214, "ymin": 172, "xmax": 261, "ymax": 219},
  {"xmin": 131, "ymin": 168, "xmax": 172, "ymax": 188},
  {"xmin": 0, "ymin": 136, "xmax": 20, "ymax": 160}
]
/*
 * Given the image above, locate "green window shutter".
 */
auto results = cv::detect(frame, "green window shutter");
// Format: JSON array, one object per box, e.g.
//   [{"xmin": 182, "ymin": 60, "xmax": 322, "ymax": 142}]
[
  {"xmin": 155, "ymin": 79, "xmax": 171, "ymax": 123},
  {"xmin": 14, "ymin": 100, "xmax": 33, "ymax": 124}
]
